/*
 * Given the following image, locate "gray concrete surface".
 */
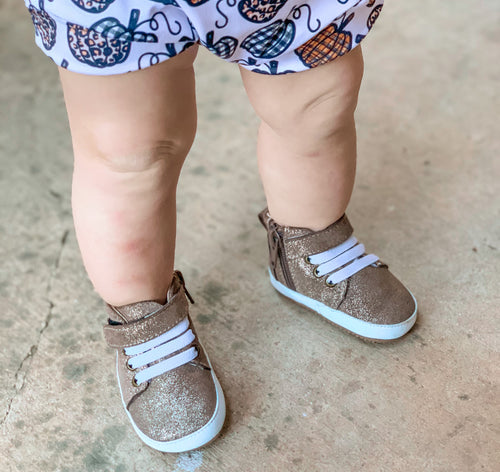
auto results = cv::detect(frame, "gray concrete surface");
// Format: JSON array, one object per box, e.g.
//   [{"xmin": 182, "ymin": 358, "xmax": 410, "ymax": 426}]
[{"xmin": 1, "ymin": 1, "xmax": 499, "ymax": 471}]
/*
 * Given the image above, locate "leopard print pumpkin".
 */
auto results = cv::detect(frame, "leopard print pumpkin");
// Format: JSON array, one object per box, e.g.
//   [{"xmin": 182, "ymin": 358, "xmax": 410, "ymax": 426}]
[
  {"xmin": 181, "ymin": 0, "xmax": 210, "ymax": 6},
  {"xmin": 67, "ymin": 9, "xmax": 156, "ymax": 68},
  {"xmin": 29, "ymin": 0, "xmax": 57, "ymax": 51},
  {"xmin": 367, "ymin": 4, "xmax": 383, "ymax": 29},
  {"xmin": 70, "ymin": 0, "xmax": 116, "ymax": 13},
  {"xmin": 67, "ymin": 24, "xmax": 131, "ymax": 68},
  {"xmin": 238, "ymin": 0, "xmax": 288, "ymax": 24}
]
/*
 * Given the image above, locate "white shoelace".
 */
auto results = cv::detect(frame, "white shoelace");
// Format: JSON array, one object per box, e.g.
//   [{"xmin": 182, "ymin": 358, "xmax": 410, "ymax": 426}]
[
  {"xmin": 307, "ymin": 235, "xmax": 379, "ymax": 285},
  {"xmin": 125, "ymin": 317, "xmax": 198, "ymax": 386}
]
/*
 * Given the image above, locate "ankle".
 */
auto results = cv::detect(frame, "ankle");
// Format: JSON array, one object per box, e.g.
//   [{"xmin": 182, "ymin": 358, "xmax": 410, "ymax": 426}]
[{"xmin": 265, "ymin": 207, "xmax": 346, "ymax": 232}]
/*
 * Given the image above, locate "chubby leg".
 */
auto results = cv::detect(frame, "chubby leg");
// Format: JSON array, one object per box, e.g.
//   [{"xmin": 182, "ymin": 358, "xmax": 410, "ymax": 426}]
[
  {"xmin": 240, "ymin": 46, "xmax": 363, "ymax": 231},
  {"xmin": 59, "ymin": 46, "xmax": 198, "ymax": 306},
  {"xmin": 243, "ymin": 47, "xmax": 417, "ymax": 341}
]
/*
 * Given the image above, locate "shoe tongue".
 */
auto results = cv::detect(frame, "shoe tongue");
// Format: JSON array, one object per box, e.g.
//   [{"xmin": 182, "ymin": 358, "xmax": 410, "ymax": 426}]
[
  {"xmin": 108, "ymin": 275, "xmax": 183, "ymax": 324},
  {"xmin": 283, "ymin": 215, "xmax": 354, "ymax": 253},
  {"xmin": 110, "ymin": 300, "xmax": 163, "ymax": 323},
  {"xmin": 108, "ymin": 300, "xmax": 163, "ymax": 324}
]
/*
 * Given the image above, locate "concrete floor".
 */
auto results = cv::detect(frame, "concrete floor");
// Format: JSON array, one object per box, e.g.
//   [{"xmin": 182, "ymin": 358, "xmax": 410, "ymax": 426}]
[{"xmin": 1, "ymin": 1, "xmax": 499, "ymax": 471}]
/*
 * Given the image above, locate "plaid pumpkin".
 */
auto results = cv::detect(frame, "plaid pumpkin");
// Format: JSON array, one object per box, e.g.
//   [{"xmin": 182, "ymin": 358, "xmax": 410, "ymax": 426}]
[
  {"xmin": 91, "ymin": 10, "xmax": 157, "ymax": 42},
  {"xmin": 202, "ymin": 31, "xmax": 238, "ymax": 59},
  {"xmin": 295, "ymin": 13, "xmax": 354, "ymax": 68},
  {"xmin": 241, "ymin": 19, "xmax": 295, "ymax": 58}
]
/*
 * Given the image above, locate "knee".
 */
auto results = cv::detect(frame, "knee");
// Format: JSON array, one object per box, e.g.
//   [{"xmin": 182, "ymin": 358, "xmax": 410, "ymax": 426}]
[
  {"xmin": 266, "ymin": 76, "xmax": 361, "ymax": 144},
  {"xmin": 252, "ymin": 49, "xmax": 364, "ymax": 148},
  {"xmin": 98, "ymin": 137, "xmax": 194, "ymax": 174},
  {"xmin": 74, "ymin": 122, "xmax": 196, "ymax": 174},
  {"xmin": 306, "ymin": 64, "xmax": 363, "ymax": 135}
]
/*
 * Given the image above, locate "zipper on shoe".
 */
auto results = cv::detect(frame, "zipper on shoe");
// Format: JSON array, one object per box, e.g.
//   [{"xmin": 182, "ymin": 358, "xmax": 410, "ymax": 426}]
[
  {"xmin": 277, "ymin": 230, "xmax": 296, "ymax": 290},
  {"xmin": 269, "ymin": 223, "xmax": 295, "ymax": 291}
]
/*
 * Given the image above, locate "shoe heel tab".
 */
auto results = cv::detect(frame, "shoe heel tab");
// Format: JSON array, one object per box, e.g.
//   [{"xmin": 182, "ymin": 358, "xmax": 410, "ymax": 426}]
[
  {"xmin": 173, "ymin": 270, "xmax": 195, "ymax": 304},
  {"xmin": 258, "ymin": 208, "xmax": 271, "ymax": 229}
]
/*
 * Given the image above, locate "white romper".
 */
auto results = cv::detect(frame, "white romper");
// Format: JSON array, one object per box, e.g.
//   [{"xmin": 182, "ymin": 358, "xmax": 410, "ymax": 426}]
[{"xmin": 26, "ymin": 0, "xmax": 384, "ymax": 75}]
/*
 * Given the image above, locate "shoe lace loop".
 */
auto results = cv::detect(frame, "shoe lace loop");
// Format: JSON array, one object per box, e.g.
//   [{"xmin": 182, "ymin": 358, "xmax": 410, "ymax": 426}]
[
  {"xmin": 307, "ymin": 235, "xmax": 379, "ymax": 285},
  {"xmin": 125, "ymin": 317, "xmax": 198, "ymax": 386}
]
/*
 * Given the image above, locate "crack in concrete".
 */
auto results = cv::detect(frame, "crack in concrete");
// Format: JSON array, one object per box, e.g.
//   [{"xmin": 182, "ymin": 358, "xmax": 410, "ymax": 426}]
[{"xmin": 1, "ymin": 229, "xmax": 70, "ymax": 427}]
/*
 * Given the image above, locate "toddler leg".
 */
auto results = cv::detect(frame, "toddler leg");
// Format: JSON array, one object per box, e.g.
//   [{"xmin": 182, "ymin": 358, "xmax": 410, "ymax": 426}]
[
  {"xmin": 243, "ymin": 47, "xmax": 417, "ymax": 341},
  {"xmin": 240, "ymin": 47, "xmax": 363, "ymax": 231},
  {"xmin": 59, "ymin": 46, "xmax": 198, "ymax": 306},
  {"xmin": 60, "ymin": 47, "xmax": 226, "ymax": 450}
]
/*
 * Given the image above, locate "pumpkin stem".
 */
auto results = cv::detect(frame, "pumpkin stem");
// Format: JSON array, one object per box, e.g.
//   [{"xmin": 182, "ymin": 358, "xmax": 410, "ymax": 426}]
[
  {"xmin": 128, "ymin": 9, "xmax": 141, "ymax": 31},
  {"xmin": 205, "ymin": 31, "xmax": 214, "ymax": 47},
  {"xmin": 165, "ymin": 43, "xmax": 176, "ymax": 57},
  {"xmin": 268, "ymin": 60, "xmax": 278, "ymax": 74},
  {"xmin": 339, "ymin": 12, "xmax": 355, "ymax": 31}
]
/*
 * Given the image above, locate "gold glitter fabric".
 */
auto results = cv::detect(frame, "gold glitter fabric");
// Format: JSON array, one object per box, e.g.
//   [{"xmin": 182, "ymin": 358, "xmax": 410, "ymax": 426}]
[
  {"xmin": 128, "ymin": 362, "xmax": 217, "ymax": 442},
  {"xmin": 258, "ymin": 209, "xmax": 416, "ymax": 325},
  {"xmin": 103, "ymin": 292, "xmax": 189, "ymax": 348},
  {"xmin": 103, "ymin": 271, "xmax": 220, "ymax": 443},
  {"xmin": 338, "ymin": 264, "xmax": 415, "ymax": 325}
]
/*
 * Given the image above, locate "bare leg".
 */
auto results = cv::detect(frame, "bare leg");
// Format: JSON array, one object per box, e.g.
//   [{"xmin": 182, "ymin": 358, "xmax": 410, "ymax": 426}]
[
  {"xmin": 59, "ymin": 46, "xmax": 198, "ymax": 306},
  {"xmin": 240, "ymin": 47, "xmax": 364, "ymax": 231}
]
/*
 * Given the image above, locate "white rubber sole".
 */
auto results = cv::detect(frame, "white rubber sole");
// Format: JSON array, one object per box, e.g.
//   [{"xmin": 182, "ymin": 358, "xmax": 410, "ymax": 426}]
[
  {"xmin": 269, "ymin": 268, "xmax": 417, "ymax": 341},
  {"xmin": 116, "ymin": 355, "xmax": 226, "ymax": 453}
]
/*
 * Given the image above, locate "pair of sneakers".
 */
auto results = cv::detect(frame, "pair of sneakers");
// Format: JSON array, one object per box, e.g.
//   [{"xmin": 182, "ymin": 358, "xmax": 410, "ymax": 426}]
[{"xmin": 103, "ymin": 210, "xmax": 417, "ymax": 452}]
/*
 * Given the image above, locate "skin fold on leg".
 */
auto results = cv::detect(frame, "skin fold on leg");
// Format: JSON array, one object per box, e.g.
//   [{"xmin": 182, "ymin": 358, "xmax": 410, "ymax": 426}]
[
  {"xmin": 59, "ymin": 45, "xmax": 199, "ymax": 306},
  {"xmin": 240, "ymin": 46, "xmax": 364, "ymax": 231}
]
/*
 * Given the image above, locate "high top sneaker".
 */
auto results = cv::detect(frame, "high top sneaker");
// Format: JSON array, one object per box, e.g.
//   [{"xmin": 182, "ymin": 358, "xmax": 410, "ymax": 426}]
[
  {"xmin": 103, "ymin": 271, "xmax": 225, "ymax": 452},
  {"xmin": 259, "ymin": 209, "xmax": 417, "ymax": 341}
]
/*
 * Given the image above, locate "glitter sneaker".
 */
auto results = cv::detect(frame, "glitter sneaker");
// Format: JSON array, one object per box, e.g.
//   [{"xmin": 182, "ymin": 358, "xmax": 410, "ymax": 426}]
[
  {"xmin": 103, "ymin": 271, "xmax": 225, "ymax": 452},
  {"xmin": 259, "ymin": 209, "xmax": 417, "ymax": 341}
]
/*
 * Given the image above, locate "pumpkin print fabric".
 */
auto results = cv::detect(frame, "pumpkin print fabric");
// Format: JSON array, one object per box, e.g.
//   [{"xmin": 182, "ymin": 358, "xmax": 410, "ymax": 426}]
[{"xmin": 25, "ymin": 0, "xmax": 384, "ymax": 75}]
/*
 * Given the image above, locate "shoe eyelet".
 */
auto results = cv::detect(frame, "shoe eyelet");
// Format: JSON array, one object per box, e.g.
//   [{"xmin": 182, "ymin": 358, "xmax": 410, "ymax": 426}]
[
  {"xmin": 313, "ymin": 267, "xmax": 322, "ymax": 278},
  {"xmin": 305, "ymin": 256, "xmax": 313, "ymax": 264},
  {"xmin": 131, "ymin": 377, "xmax": 140, "ymax": 388},
  {"xmin": 325, "ymin": 279, "xmax": 336, "ymax": 287},
  {"xmin": 125, "ymin": 361, "xmax": 135, "ymax": 372}
]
